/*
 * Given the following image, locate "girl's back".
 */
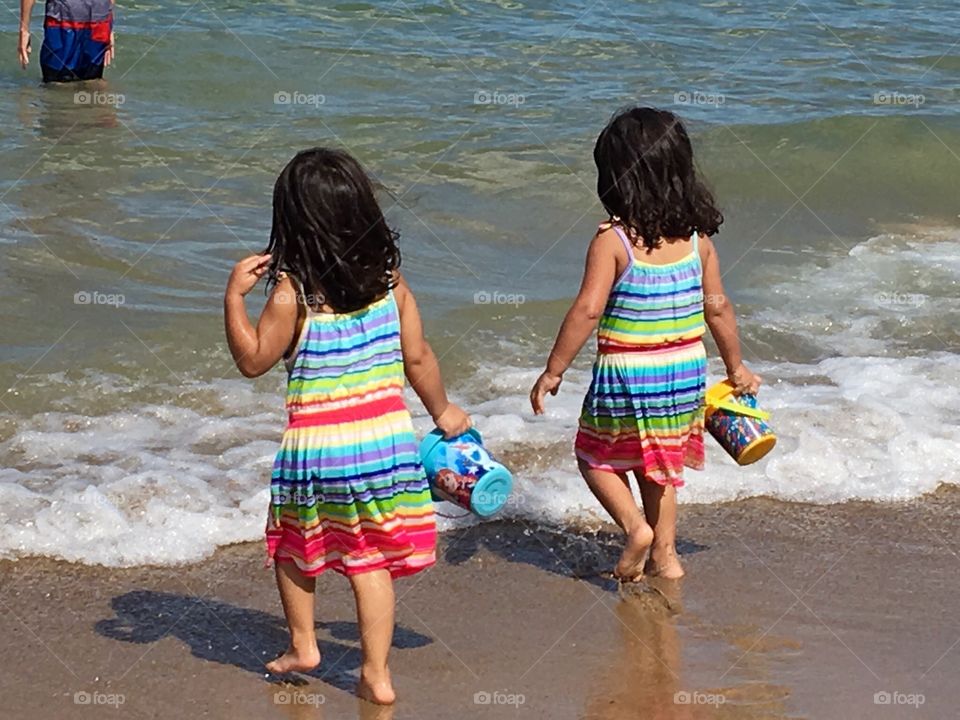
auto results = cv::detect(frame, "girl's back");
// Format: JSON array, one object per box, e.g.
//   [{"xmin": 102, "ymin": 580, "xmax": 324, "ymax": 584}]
[
  {"xmin": 597, "ymin": 225, "xmax": 705, "ymax": 354},
  {"xmin": 269, "ymin": 285, "xmax": 434, "ymax": 578},
  {"xmin": 284, "ymin": 290, "xmax": 405, "ymax": 416},
  {"xmin": 247, "ymin": 149, "xmax": 469, "ymax": 584}
]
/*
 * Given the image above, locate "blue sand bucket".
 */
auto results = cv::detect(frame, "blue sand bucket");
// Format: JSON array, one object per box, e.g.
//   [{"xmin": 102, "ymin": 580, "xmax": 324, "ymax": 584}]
[{"xmin": 418, "ymin": 428, "xmax": 513, "ymax": 517}]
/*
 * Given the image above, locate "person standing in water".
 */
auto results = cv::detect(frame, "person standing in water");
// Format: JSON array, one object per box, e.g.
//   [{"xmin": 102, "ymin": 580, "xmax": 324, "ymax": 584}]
[
  {"xmin": 531, "ymin": 107, "xmax": 761, "ymax": 581},
  {"xmin": 225, "ymin": 148, "xmax": 470, "ymax": 704},
  {"xmin": 19, "ymin": 0, "xmax": 115, "ymax": 82}
]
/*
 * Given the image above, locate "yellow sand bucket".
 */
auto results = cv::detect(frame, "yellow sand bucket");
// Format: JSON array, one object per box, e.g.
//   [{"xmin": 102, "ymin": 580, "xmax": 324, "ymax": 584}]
[{"xmin": 704, "ymin": 381, "xmax": 777, "ymax": 465}]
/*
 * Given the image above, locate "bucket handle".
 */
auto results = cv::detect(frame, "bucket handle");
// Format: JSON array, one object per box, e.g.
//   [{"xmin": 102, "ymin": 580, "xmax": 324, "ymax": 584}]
[
  {"xmin": 435, "ymin": 507, "xmax": 473, "ymax": 520},
  {"xmin": 709, "ymin": 398, "xmax": 770, "ymax": 421}
]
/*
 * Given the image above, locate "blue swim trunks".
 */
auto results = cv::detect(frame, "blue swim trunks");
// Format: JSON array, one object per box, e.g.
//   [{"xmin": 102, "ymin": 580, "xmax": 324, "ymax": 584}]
[{"xmin": 40, "ymin": 0, "xmax": 113, "ymax": 83}]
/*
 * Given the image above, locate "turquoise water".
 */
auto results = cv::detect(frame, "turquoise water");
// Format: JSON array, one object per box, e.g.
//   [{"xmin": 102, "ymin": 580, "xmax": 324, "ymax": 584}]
[{"xmin": 0, "ymin": 0, "xmax": 958, "ymax": 565}]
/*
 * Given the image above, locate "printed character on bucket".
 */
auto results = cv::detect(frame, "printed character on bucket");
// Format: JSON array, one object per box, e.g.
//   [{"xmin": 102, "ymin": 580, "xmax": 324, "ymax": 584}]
[{"xmin": 419, "ymin": 429, "xmax": 514, "ymax": 518}]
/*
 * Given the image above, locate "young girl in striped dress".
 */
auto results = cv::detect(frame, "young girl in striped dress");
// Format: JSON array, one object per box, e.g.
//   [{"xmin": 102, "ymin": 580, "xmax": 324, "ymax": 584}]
[
  {"xmin": 531, "ymin": 107, "xmax": 760, "ymax": 581},
  {"xmin": 225, "ymin": 148, "xmax": 470, "ymax": 704}
]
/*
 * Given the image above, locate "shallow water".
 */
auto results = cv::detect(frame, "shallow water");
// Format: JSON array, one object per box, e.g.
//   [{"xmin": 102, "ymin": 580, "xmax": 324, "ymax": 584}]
[{"xmin": 0, "ymin": 0, "xmax": 958, "ymax": 565}]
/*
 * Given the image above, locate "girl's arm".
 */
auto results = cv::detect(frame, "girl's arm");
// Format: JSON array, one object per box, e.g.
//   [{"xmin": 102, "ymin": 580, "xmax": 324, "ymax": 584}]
[
  {"xmin": 224, "ymin": 253, "xmax": 299, "ymax": 378},
  {"xmin": 530, "ymin": 227, "xmax": 622, "ymax": 415},
  {"xmin": 699, "ymin": 235, "xmax": 762, "ymax": 394},
  {"xmin": 395, "ymin": 274, "xmax": 471, "ymax": 438}
]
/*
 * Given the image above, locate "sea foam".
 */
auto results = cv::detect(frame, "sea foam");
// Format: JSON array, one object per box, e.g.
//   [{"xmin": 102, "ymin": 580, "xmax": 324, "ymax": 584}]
[{"xmin": 1, "ymin": 231, "xmax": 957, "ymax": 566}]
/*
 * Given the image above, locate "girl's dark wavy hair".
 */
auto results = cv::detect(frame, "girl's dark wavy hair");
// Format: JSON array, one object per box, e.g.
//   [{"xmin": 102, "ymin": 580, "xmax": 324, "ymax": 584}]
[
  {"xmin": 594, "ymin": 106, "xmax": 722, "ymax": 249},
  {"xmin": 265, "ymin": 147, "xmax": 400, "ymax": 313}
]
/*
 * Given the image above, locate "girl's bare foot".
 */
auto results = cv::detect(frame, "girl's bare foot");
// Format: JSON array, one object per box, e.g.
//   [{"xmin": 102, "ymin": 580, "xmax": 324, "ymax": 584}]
[
  {"xmin": 357, "ymin": 670, "xmax": 396, "ymax": 705},
  {"xmin": 644, "ymin": 545, "xmax": 685, "ymax": 579},
  {"xmin": 265, "ymin": 643, "xmax": 321, "ymax": 674},
  {"xmin": 614, "ymin": 523, "xmax": 655, "ymax": 581}
]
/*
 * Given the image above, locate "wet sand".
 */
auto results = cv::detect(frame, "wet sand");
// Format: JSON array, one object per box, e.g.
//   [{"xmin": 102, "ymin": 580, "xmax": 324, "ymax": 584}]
[{"xmin": 1, "ymin": 489, "xmax": 958, "ymax": 719}]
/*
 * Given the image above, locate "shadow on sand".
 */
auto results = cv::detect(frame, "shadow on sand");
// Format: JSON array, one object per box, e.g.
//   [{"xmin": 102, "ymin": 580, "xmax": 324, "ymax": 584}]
[
  {"xmin": 95, "ymin": 590, "xmax": 431, "ymax": 695},
  {"xmin": 439, "ymin": 520, "xmax": 708, "ymax": 590}
]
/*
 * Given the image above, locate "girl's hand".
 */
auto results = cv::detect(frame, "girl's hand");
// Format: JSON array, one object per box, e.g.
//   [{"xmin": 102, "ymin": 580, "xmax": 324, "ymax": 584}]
[
  {"xmin": 226, "ymin": 253, "xmax": 271, "ymax": 298},
  {"xmin": 727, "ymin": 363, "xmax": 762, "ymax": 396},
  {"xmin": 530, "ymin": 371, "xmax": 562, "ymax": 415},
  {"xmin": 434, "ymin": 403, "xmax": 471, "ymax": 439}
]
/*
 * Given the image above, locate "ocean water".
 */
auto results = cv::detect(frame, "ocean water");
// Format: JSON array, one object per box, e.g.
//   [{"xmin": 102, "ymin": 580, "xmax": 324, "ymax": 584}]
[{"xmin": 0, "ymin": 0, "xmax": 958, "ymax": 566}]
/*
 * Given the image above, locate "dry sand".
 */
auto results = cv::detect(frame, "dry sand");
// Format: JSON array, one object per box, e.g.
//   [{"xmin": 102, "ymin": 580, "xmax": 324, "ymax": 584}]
[{"xmin": 1, "ymin": 488, "xmax": 958, "ymax": 719}]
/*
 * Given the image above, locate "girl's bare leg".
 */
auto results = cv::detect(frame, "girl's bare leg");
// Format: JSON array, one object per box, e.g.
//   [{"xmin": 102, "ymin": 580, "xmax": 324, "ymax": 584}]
[
  {"xmin": 637, "ymin": 478, "xmax": 685, "ymax": 579},
  {"xmin": 266, "ymin": 561, "xmax": 321, "ymax": 673},
  {"xmin": 350, "ymin": 568, "xmax": 397, "ymax": 705},
  {"xmin": 578, "ymin": 459, "xmax": 654, "ymax": 580}
]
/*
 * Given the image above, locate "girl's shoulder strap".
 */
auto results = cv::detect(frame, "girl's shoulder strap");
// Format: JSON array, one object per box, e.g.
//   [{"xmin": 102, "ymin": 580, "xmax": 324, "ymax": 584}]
[
  {"xmin": 694, "ymin": 231, "xmax": 710, "ymax": 270},
  {"xmin": 602, "ymin": 222, "xmax": 636, "ymax": 287},
  {"xmin": 281, "ymin": 272, "xmax": 312, "ymax": 315},
  {"xmin": 601, "ymin": 221, "xmax": 635, "ymax": 258},
  {"xmin": 280, "ymin": 272, "xmax": 310, "ymax": 373},
  {"xmin": 386, "ymin": 286, "xmax": 400, "ymax": 316},
  {"xmin": 387, "ymin": 273, "xmax": 406, "ymax": 316}
]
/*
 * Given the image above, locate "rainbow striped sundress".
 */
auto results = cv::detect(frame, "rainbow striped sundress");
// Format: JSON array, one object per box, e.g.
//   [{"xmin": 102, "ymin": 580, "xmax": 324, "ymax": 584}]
[
  {"xmin": 265, "ymin": 287, "xmax": 436, "ymax": 578},
  {"xmin": 574, "ymin": 224, "xmax": 707, "ymax": 486}
]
